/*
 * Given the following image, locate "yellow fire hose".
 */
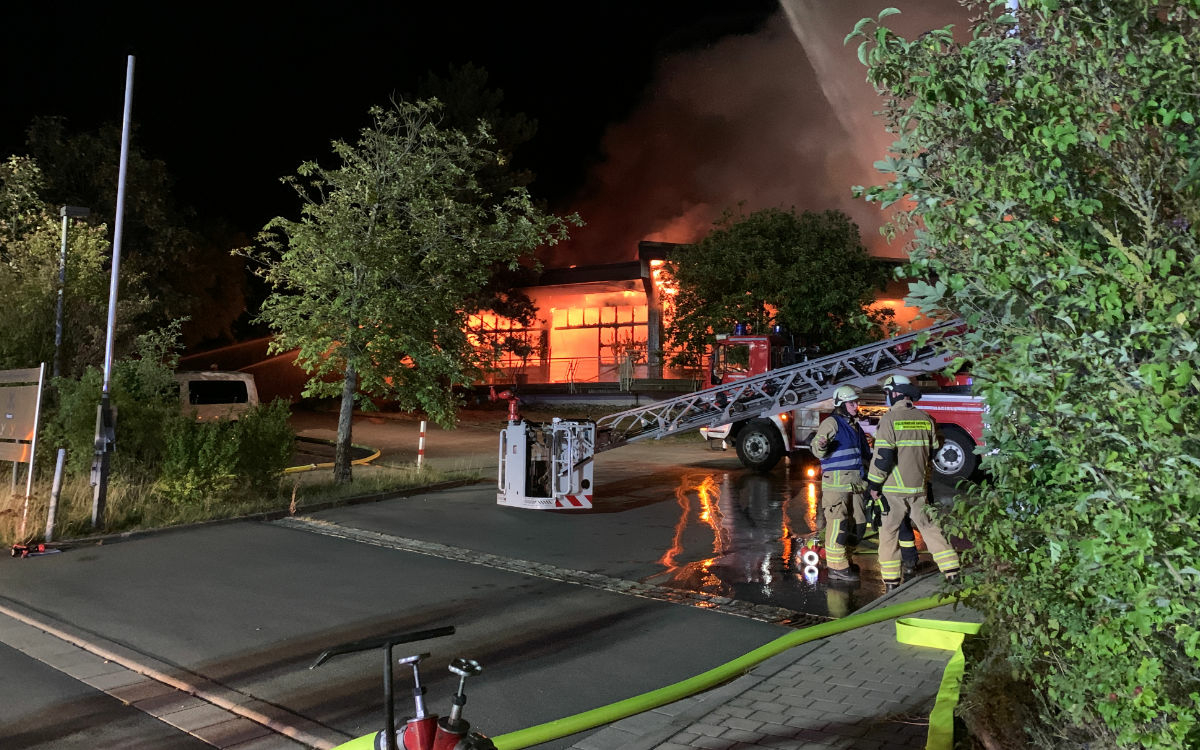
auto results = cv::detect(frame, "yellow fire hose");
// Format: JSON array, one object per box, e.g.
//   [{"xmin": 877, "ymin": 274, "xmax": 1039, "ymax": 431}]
[
  {"xmin": 894, "ymin": 616, "xmax": 981, "ymax": 750},
  {"xmin": 334, "ymin": 593, "xmax": 978, "ymax": 750}
]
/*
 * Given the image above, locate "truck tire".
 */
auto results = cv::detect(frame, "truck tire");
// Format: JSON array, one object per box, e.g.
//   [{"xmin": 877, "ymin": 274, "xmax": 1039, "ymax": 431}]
[
  {"xmin": 736, "ymin": 419, "xmax": 785, "ymax": 472},
  {"xmin": 934, "ymin": 425, "xmax": 978, "ymax": 481}
]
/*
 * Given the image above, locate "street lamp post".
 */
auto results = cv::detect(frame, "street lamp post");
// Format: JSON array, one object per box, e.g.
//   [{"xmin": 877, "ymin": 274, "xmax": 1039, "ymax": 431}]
[
  {"xmin": 92, "ymin": 55, "xmax": 134, "ymax": 530},
  {"xmin": 55, "ymin": 206, "xmax": 90, "ymax": 379}
]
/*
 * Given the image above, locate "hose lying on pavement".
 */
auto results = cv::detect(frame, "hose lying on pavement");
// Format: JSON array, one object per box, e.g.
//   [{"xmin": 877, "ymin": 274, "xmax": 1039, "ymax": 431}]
[
  {"xmin": 332, "ymin": 593, "xmax": 976, "ymax": 750},
  {"xmin": 491, "ymin": 593, "xmax": 961, "ymax": 750},
  {"xmin": 894, "ymin": 616, "xmax": 981, "ymax": 750}
]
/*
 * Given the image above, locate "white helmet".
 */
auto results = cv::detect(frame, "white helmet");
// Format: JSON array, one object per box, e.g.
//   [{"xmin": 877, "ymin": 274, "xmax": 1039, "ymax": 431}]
[
  {"xmin": 833, "ymin": 385, "xmax": 859, "ymax": 407},
  {"xmin": 881, "ymin": 374, "xmax": 911, "ymax": 392}
]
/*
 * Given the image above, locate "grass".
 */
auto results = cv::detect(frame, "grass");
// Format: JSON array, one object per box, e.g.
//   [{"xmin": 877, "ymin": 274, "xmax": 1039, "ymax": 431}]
[
  {"xmin": 1, "ymin": 400, "xmax": 702, "ymax": 549},
  {"xmin": 1, "ymin": 461, "xmax": 478, "ymax": 548}
]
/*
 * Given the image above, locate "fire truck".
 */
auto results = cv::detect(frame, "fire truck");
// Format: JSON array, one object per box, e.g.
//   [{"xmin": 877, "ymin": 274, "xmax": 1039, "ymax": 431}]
[
  {"xmin": 699, "ymin": 330, "xmax": 984, "ymax": 482},
  {"xmin": 496, "ymin": 320, "xmax": 979, "ymax": 509}
]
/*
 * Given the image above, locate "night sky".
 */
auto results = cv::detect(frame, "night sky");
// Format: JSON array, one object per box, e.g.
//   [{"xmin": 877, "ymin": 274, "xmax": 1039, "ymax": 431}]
[{"xmin": 3, "ymin": 1, "xmax": 965, "ymax": 265}]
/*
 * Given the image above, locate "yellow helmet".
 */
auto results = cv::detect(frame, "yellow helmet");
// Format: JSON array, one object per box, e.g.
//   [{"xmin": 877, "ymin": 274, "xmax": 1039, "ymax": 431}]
[
  {"xmin": 833, "ymin": 385, "xmax": 859, "ymax": 407},
  {"xmin": 881, "ymin": 374, "xmax": 911, "ymax": 392}
]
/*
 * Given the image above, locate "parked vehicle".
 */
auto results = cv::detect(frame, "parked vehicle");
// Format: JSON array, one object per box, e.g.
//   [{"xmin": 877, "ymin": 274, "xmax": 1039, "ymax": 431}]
[{"xmin": 174, "ymin": 370, "xmax": 259, "ymax": 421}]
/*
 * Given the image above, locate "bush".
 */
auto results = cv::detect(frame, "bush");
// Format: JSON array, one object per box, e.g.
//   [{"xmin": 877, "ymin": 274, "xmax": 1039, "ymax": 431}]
[
  {"xmin": 155, "ymin": 399, "xmax": 294, "ymax": 506},
  {"xmin": 40, "ymin": 323, "xmax": 295, "ymax": 509},
  {"xmin": 231, "ymin": 398, "xmax": 294, "ymax": 497},
  {"xmin": 155, "ymin": 418, "xmax": 239, "ymax": 505},
  {"xmin": 44, "ymin": 360, "xmax": 180, "ymax": 479},
  {"xmin": 854, "ymin": 2, "xmax": 1200, "ymax": 747}
]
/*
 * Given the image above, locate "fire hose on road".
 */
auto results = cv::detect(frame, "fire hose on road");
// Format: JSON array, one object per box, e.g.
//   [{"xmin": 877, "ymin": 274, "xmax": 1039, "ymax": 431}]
[{"xmin": 333, "ymin": 592, "xmax": 978, "ymax": 750}]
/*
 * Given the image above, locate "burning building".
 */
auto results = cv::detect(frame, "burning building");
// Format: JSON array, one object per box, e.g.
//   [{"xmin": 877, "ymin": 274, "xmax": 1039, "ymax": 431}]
[
  {"xmin": 182, "ymin": 240, "xmax": 929, "ymax": 400},
  {"xmin": 468, "ymin": 240, "xmax": 929, "ymax": 391}
]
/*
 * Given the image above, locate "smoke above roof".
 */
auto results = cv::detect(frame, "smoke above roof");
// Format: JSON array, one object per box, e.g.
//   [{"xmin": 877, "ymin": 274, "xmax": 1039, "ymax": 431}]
[{"xmin": 548, "ymin": 1, "xmax": 966, "ymax": 268}]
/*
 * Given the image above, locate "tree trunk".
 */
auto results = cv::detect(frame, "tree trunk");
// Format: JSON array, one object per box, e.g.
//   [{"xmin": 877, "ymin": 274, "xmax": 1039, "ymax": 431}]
[{"xmin": 334, "ymin": 364, "xmax": 357, "ymax": 484}]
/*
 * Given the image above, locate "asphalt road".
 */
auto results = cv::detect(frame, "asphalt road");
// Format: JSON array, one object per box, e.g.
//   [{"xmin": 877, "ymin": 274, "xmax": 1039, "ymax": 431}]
[{"xmin": 0, "ymin": 409, "xmax": 964, "ymax": 749}]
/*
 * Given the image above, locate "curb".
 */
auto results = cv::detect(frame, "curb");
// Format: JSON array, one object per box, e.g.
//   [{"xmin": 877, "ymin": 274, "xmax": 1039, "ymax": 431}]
[{"xmin": 0, "ymin": 594, "xmax": 348, "ymax": 749}]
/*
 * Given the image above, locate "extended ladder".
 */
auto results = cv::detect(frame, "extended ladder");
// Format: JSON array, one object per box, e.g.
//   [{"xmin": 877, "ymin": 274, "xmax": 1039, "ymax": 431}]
[
  {"xmin": 592, "ymin": 319, "xmax": 965, "ymax": 453},
  {"xmin": 497, "ymin": 320, "xmax": 963, "ymax": 510}
]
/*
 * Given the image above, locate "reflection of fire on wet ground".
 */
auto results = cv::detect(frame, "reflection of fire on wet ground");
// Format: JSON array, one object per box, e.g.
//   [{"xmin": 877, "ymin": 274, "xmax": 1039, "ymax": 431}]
[{"xmin": 641, "ymin": 461, "xmax": 904, "ymax": 620}]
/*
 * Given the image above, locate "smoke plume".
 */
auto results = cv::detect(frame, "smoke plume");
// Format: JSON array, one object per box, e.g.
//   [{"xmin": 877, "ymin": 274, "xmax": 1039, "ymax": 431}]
[{"xmin": 549, "ymin": 1, "xmax": 966, "ymax": 268}]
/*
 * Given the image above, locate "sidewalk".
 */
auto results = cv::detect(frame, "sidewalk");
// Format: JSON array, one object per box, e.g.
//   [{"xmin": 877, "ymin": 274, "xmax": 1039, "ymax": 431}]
[{"xmin": 569, "ymin": 573, "xmax": 981, "ymax": 750}]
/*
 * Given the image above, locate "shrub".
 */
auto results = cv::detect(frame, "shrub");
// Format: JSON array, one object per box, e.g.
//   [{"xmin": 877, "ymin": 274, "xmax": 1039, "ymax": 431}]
[
  {"xmin": 231, "ymin": 398, "xmax": 294, "ymax": 498},
  {"xmin": 154, "ymin": 417, "xmax": 239, "ymax": 505},
  {"xmin": 43, "ymin": 331, "xmax": 181, "ymax": 479},
  {"xmin": 852, "ymin": 2, "xmax": 1200, "ymax": 747},
  {"xmin": 154, "ymin": 399, "xmax": 294, "ymax": 506}
]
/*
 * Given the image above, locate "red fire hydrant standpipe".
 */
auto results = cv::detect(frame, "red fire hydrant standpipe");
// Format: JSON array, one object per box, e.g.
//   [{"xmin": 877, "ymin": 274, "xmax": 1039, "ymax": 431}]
[{"xmin": 488, "ymin": 386, "xmax": 522, "ymax": 423}]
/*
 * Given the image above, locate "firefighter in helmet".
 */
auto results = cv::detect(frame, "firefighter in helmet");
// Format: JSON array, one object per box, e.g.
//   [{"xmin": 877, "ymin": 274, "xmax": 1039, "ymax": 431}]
[
  {"xmin": 867, "ymin": 375, "xmax": 961, "ymax": 590},
  {"xmin": 811, "ymin": 384, "xmax": 871, "ymax": 582}
]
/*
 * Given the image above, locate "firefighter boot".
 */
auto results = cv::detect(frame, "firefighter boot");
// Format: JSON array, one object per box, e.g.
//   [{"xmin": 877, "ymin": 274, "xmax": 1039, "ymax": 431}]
[{"xmin": 827, "ymin": 566, "xmax": 860, "ymax": 583}]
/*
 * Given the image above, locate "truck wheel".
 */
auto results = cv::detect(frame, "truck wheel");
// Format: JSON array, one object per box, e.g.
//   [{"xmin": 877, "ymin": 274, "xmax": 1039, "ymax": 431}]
[
  {"xmin": 934, "ymin": 425, "xmax": 978, "ymax": 481},
  {"xmin": 736, "ymin": 419, "xmax": 785, "ymax": 472}
]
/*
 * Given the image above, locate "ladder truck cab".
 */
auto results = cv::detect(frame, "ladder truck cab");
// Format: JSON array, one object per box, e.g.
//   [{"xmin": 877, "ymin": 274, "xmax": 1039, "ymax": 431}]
[
  {"xmin": 700, "ymin": 331, "xmax": 984, "ymax": 481},
  {"xmin": 699, "ymin": 329, "xmax": 825, "ymax": 474}
]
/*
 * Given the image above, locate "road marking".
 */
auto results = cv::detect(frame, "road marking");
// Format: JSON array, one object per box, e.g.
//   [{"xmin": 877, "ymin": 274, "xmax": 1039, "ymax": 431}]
[{"xmin": 275, "ymin": 516, "xmax": 831, "ymax": 627}]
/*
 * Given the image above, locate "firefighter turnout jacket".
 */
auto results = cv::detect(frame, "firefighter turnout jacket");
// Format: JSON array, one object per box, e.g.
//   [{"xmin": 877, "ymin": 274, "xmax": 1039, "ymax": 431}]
[
  {"xmin": 811, "ymin": 414, "xmax": 870, "ymax": 491},
  {"xmin": 866, "ymin": 398, "xmax": 937, "ymax": 496}
]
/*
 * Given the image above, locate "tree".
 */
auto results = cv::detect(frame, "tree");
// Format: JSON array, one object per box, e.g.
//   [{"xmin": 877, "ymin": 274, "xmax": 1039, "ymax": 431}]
[
  {"xmin": 24, "ymin": 117, "xmax": 249, "ymax": 350},
  {"xmin": 851, "ymin": 2, "xmax": 1199, "ymax": 747},
  {"xmin": 0, "ymin": 155, "xmax": 151, "ymax": 376},
  {"xmin": 417, "ymin": 62, "xmax": 538, "ymax": 193},
  {"xmin": 249, "ymin": 98, "xmax": 575, "ymax": 483},
  {"xmin": 418, "ymin": 64, "xmax": 545, "ymax": 364},
  {"xmin": 662, "ymin": 206, "xmax": 893, "ymax": 364}
]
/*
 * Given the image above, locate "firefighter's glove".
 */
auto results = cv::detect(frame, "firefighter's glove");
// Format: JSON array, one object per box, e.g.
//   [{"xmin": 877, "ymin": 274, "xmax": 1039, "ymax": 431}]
[{"xmin": 877, "ymin": 494, "xmax": 891, "ymax": 515}]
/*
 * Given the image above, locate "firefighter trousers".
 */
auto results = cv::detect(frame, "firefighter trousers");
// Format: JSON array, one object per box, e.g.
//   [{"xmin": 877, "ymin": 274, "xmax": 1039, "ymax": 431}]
[
  {"xmin": 878, "ymin": 493, "xmax": 960, "ymax": 583},
  {"xmin": 821, "ymin": 488, "xmax": 867, "ymax": 571}
]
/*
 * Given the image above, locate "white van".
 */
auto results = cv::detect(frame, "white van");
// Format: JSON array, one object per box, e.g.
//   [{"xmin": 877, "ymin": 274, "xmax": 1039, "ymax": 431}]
[{"xmin": 175, "ymin": 371, "xmax": 259, "ymax": 421}]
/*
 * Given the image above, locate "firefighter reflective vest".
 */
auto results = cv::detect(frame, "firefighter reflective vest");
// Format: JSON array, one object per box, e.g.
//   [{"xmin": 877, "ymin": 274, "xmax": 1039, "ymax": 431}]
[
  {"xmin": 812, "ymin": 413, "xmax": 870, "ymax": 491},
  {"xmin": 867, "ymin": 399, "xmax": 937, "ymax": 496}
]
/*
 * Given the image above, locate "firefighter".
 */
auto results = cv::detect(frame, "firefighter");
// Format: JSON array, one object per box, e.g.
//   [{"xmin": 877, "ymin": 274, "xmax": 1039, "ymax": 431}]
[
  {"xmin": 811, "ymin": 385, "xmax": 871, "ymax": 582},
  {"xmin": 867, "ymin": 375, "xmax": 961, "ymax": 591}
]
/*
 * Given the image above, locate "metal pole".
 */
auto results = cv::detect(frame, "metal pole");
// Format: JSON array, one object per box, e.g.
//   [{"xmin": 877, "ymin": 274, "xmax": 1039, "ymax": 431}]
[
  {"xmin": 383, "ymin": 642, "xmax": 397, "ymax": 750},
  {"xmin": 102, "ymin": 57, "xmax": 134, "ymax": 396},
  {"xmin": 45, "ymin": 449, "xmax": 66, "ymax": 542},
  {"xmin": 92, "ymin": 55, "xmax": 135, "ymax": 530},
  {"xmin": 417, "ymin": 420, "xmax": 426, "ymax": 469},
  {"xmin": 55, "ymin": 214, "xmax": 69, "ymax": 379},
  {"xmin": 55, "ymin": 206, "xmax": 89, "ymax": 380}
]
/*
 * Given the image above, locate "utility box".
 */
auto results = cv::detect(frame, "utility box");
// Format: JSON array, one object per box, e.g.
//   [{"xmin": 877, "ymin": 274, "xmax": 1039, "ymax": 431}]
[
  {"xmin": 175, "ymin": 371, "xmax": 259, "ymax": 421},
  {"xmin": 498, "ymin": 419, "xmax": 595, "ymax": 510}
]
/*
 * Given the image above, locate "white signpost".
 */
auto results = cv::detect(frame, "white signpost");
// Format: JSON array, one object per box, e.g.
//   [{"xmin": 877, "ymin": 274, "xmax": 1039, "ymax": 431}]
[{"xmin": 0, "ymin": 364, "xmax": 46, "ymax": 539}]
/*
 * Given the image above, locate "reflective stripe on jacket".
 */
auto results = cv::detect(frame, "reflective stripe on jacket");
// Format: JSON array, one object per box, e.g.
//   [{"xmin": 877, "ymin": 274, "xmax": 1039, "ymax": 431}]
[{"xmin": 867, "ymin": 400, "xmax": 937, "ymax": 495}]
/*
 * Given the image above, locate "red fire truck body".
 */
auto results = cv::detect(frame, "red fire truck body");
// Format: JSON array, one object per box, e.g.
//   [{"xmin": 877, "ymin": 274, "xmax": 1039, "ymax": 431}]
[{"xmin": 700, "ymin": 334, "xmax": 984, "ymax": 481}]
